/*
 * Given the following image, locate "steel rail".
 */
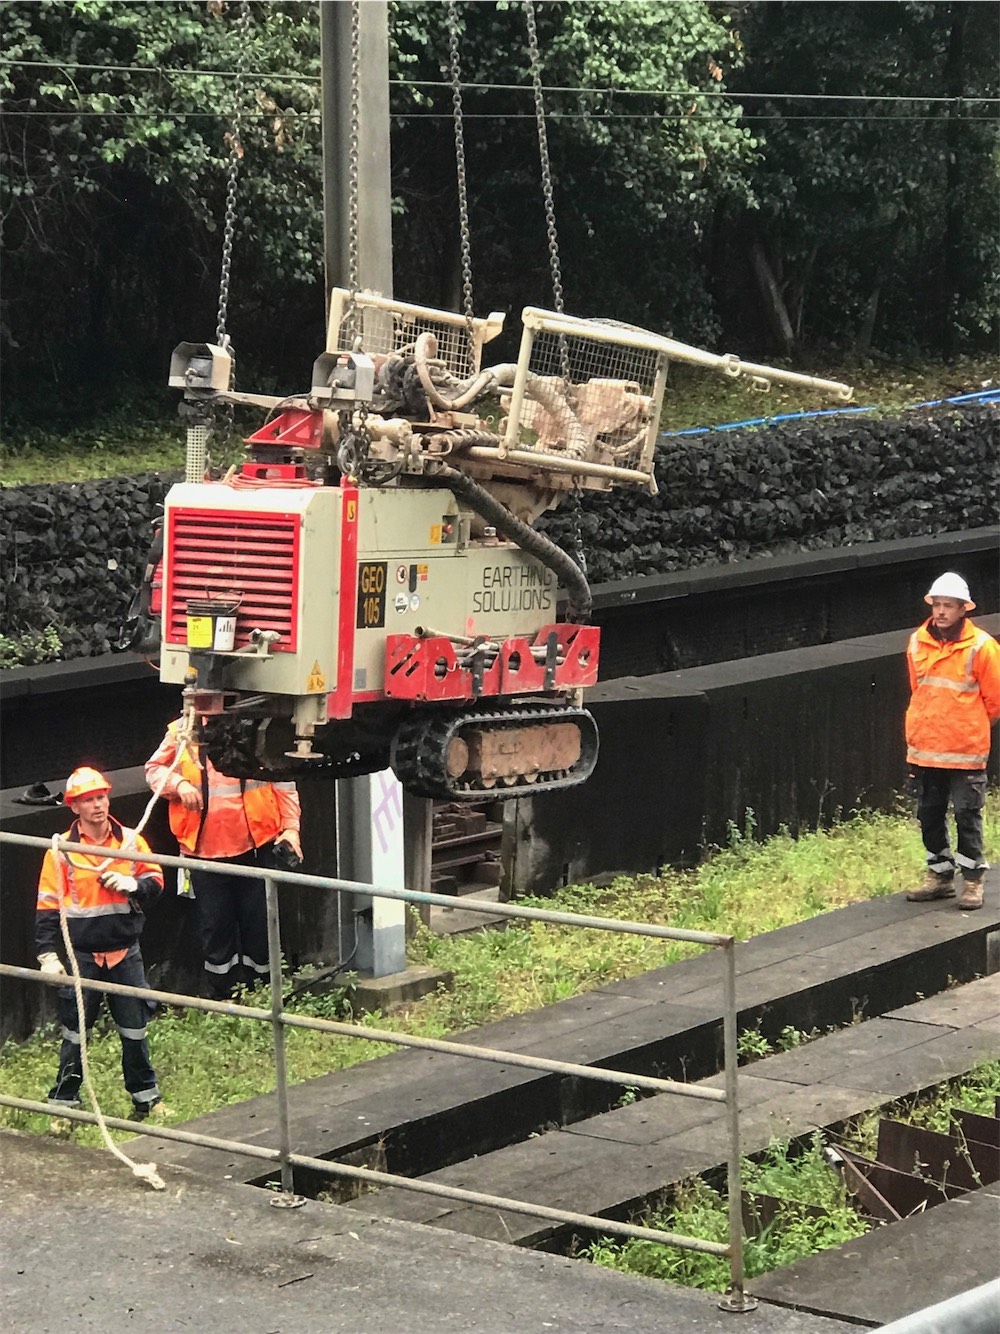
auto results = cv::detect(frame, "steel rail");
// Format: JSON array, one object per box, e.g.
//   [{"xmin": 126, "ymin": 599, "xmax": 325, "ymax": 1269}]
[
  {"xmin": 1, "ymin": 831, "xmax": 730, "ymax": 946},
  {"xmin": 0, "ymin": 1094, "xmax": 728, "ymax": 1256},
  {"xmin": 0, "ymin": 964, "xmax": 724, "ymax": 1103}
]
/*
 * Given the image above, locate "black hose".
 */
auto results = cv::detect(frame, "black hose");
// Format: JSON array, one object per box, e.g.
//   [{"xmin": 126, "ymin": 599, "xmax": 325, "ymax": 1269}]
[{"xmin": 431, "ymin": 463, "xmax": 592, "ymax": 623}]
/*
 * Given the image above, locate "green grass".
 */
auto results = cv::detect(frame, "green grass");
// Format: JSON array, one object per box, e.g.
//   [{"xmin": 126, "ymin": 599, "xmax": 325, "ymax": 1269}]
[
  {"xmin": 1, "ymin": 793, "xmax": 998, "ymax": 1145},
  {"xmin": 0, "ymin": 356, "xmax": 995, "ymax": 486},
  {"xmin": 0, "ymin": 399, "xmax": 251, "ymax": 486},
  {"xmin": 587, "ymin": 1134, "xmax": 870, "ymax": 1291},
  {"xmin": 659, "ymin": 352, "xmax": 997, "ymax": 435}
]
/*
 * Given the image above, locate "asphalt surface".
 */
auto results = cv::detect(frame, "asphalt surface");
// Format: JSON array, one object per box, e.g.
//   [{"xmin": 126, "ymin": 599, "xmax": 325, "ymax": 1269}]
[{"xmin": 0, "ymin": 1130, "xmax": 857, "ymax": 1334}]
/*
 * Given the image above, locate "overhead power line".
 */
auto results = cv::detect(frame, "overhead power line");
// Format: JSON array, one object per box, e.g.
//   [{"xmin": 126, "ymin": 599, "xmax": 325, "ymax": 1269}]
[
  {"xmin": 1, "ymin": 58, "xmax": 997, "ymax": 106},
  {"xmin": 4, "ymin": 111, "xmax": 996, "ymax": 123}
]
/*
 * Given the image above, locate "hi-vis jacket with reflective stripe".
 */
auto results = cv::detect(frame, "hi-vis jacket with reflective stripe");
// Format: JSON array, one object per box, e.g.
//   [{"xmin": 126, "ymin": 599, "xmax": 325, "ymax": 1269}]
[
  {"xmin": 145, "ymin": 720, "xmax": 300, "ymax": 858},
  {"xmin": 35, "ymin": 817, "xmax": 163, "ymax": 956},
  {"xmin": 906, "ymin": 618, "xmax": 1000, "ymax": 770}
]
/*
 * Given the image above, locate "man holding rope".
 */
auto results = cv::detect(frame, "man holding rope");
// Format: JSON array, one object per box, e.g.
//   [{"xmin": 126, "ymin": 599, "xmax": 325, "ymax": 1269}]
[{"xmin": 36, "ymin": 766, "xmax": 170, "ymax": 1122}]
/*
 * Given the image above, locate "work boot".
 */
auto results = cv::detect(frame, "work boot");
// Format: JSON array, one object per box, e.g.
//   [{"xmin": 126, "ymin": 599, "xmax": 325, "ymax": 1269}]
[
  {"xmin": 958, "ymin": 873, "xmax": 985, "ymax": 911},
  {"xmin": 906, "ymin": 869, "xmax": 956, "ymax": 901},
  {"xmin": 145, "ymin": 1100, "xmax": 175, "ymax": 1122}
]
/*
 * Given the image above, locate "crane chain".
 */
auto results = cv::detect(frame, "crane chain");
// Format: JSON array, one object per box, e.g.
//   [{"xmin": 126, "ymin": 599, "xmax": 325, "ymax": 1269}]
[
  {"xmin": 523, "ymin": 1, "xmax": 588, "ymax": 575},
  {"xmin": 447, "ymin": 0, "xmax": 477, "ymax": 374},
  {"xmin": 524, "ymin": 0, "xmax": 565, "ymax": 324},
  {"xmin": 341, "ymin": 0, "xmax": 363, "ymax": 345},
  {"xmin": 213, "ymin": 0, "xmax": 253, "ymax": 459}
]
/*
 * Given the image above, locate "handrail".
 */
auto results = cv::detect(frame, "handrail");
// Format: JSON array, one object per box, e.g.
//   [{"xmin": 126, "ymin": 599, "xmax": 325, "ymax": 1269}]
[{"xmin": 0, "ymin": 829, "xmax": 756, "ymax": 1313}]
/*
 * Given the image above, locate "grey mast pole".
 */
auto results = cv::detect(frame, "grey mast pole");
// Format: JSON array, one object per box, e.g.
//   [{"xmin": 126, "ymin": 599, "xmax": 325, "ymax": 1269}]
[
  {"xmin": 320, "ymin": 0, "xmax": 393, "ymax": 303},
  {"xmin": 321, "ymin": 1, "xmax": 422, "ymax": 979}
]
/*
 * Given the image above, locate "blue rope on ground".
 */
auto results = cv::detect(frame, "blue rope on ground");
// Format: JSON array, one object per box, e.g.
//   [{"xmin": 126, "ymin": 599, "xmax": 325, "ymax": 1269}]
[{"xmin": 660, "ymin": 386, "xmax": 1000, "ymax": 440}]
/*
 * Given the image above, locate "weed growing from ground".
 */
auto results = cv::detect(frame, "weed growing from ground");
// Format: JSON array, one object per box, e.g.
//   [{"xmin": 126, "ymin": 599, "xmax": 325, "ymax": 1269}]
[{"xmin": 587, "ymin": 1135, "xmax": 868, "ymax": 1291}]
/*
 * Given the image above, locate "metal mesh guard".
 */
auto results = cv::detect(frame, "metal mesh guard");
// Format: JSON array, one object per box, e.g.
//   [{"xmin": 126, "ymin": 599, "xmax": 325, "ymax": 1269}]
[
  {"xmin": 329, "ymin": 290, "xmax": 494, "ymax": 379},
  {"xmin": 508, "ymin": 316, "xmax": 664, "ymax": 477}
]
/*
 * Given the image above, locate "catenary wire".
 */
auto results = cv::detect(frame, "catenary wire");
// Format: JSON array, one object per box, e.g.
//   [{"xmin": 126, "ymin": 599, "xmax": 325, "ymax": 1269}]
[
  {"xmin": 3, "ymin": 108, "xmax": 996, "ymax": 122},
  {"xmin": 2, "ymin": 59, "xmax": 998, "ymax": 105}
]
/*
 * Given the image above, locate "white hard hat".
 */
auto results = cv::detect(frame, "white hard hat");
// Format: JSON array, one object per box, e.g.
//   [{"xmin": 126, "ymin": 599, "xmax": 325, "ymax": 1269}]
[{"xmin": 925, "ymin": 572, "xmax": 975, "ymax": 608}]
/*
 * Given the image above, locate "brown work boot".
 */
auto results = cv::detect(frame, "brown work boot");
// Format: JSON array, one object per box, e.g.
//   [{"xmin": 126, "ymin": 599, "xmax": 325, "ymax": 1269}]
[
  {"xmin": 906, "ymin": 869, "xmax": 956, "ymax": 901},
  {"xmin": 958, "ymin": 873, "xmax": 985, "ymax": 911}
]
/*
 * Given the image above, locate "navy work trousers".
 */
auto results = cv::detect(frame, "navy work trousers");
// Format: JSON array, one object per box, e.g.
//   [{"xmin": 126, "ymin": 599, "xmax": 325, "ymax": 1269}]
[
  {"xmin": 189, "ymin": 844, "xmax": 275, "ymax": 999},
  {"xmin": 48, "ymin": 943, "xmax": 160, "ymax": 1111},
  {"xmin": 913, "ymin": 766, "xmax": 987, "ymax": 879}
]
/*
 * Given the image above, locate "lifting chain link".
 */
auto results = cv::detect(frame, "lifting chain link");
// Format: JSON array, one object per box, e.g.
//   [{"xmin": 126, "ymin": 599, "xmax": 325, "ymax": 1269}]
[
  {"xmin": 216, "ymin": 0, "xmax": 253, "ymax": 357},
  {"xmin": 524, "ymin": 0, "xmax": 565, "ymax": 328},
  {"xmin": 213, "ymin": 0, "xmax": 253, "ymax": 460},
  {"xmin": 342, "ymin": 0, "xmax": 363, "ymax": 345},
  {"xmin": 524, "ymin": 1, "xmax": 587, "ymax": 576},
  {"xmin": 447, "ymin": 0, "xmax": 477, "ymax": 374}
]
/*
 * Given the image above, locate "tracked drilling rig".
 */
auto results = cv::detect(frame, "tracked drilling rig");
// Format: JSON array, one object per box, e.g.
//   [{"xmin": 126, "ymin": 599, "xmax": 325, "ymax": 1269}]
[{"xmin": 149, "ymin": 290, "xmax": 852, "ymax": 801}]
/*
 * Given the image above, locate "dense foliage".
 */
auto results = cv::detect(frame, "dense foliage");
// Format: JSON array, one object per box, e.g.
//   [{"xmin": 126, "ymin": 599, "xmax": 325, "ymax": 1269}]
[{"xmin": 2, "ymin": 1, "xmax": 996, "ymax": 425}]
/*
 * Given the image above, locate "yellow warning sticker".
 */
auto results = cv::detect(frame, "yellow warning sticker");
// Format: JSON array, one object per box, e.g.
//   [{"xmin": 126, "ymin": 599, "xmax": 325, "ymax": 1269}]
[
  {"xmin": 346, "ymin": 499, "xmax": 357, "ymax": 523},
  {"xmin": 306, "ymin": 661, "xmax": 327, "ymax": 692},
  {"xmin": 430, "ymin": 524, "xmax": 442, "ymax": 544},
  {"xmin": 417, "ymin": 563, "xmax": 429, "ymax": 581}
]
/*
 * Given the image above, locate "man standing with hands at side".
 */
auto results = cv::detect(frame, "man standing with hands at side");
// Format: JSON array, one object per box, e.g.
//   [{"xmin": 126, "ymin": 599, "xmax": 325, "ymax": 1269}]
[
  {"xmin": 905, "ymin": 573, "xmax": 1000, "ymax": 910},
  {"xmin": 146, "ymin": 719, "xmax": 302, "ymax": 999}
]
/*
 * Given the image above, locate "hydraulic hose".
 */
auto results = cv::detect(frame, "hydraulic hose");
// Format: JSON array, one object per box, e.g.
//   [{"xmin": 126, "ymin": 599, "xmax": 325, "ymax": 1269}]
[{"xmin": 429, "ymin": 462, "xmax": 592, "ymax": 623}]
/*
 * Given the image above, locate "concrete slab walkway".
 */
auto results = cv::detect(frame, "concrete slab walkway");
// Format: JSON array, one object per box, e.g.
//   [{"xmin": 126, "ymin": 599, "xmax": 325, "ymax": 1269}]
[{"xmin": 0, "ymin": 1130, "xmax": 856, "ymax": 1334}]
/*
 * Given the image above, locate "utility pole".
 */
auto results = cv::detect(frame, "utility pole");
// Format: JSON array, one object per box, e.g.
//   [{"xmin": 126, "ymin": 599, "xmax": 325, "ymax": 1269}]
[
  {"xmin": 319, "ymin": 1, "xmax": 429, "ymax": 979},
  {"xmin": 320, "ymin": 0, "xmax": 393, "ymax": 303}
]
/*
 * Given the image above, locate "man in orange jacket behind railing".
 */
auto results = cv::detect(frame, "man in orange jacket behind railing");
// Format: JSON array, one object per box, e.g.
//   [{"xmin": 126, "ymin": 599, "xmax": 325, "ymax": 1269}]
[
  {"xmin": 36, "ymin": 766, "xmax": 168, "ymax": 1121},
  {"xmin": 905, "ymin": 573, "xmax": 1000, "ymax": 911},
  {"xmin": 145, "ymin": 719, "xmax": 302, "ymax": 999}
]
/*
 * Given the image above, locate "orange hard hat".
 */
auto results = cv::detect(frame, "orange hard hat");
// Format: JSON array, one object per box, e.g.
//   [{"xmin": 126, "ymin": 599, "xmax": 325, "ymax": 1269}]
[{"xmin": 64, "ymin": 767, "xmax": 112, "ymax": 803}]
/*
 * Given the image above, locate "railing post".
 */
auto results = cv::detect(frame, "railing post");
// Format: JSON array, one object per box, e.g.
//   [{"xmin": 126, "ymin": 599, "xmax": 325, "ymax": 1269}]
[
  {"xmin": 264, "ymin": 874, "xmax": 305, "ymax": 1208},
  {"xmin": 718, "ymin": 937, "xmax": 757, "ymax": 1313}
]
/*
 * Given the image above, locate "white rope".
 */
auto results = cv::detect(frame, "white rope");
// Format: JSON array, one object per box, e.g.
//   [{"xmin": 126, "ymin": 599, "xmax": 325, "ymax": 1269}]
[{"xmin": 49, "ymin": 702, "xmax": 200, "ymax": 1191}]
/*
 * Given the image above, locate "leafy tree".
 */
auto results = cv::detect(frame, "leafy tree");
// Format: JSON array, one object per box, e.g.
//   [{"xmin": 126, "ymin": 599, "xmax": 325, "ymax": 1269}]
[
  {"xmin": 721, "ymin": 0, "xmax": 1000, "ymax": 354},
  {"xmin": 1, "ymin": 0, "xmax": 325, "ymax": 415},
  {"xmin": 390, "ymin": 0, "xmax": 756, "ymax": 347}
]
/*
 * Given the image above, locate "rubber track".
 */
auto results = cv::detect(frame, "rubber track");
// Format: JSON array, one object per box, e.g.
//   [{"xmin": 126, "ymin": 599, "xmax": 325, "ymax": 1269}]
[{"xmin": 390, "ymin": 700, "xmax": 599, "ymax": 802}]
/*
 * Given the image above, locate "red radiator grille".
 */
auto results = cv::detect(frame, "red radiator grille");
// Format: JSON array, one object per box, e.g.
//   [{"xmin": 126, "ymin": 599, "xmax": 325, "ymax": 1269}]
[{"xmin": 164, "ymin": 507, "xmax": 300, "ymax": 653}]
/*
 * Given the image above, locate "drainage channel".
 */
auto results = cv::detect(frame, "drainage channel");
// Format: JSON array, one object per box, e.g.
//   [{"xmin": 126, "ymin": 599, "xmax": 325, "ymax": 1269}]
[{"xmin": 178, "ymin": 890, "xmax": 1000, "ymax": 1208}]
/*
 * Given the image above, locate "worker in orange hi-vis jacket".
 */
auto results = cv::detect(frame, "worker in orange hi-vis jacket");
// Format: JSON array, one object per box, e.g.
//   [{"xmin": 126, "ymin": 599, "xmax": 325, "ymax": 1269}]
[
  {"xmin": 905, "ymin": 573, "xmax": 1000, "ymax": 911},
  {"xmin": 145, "ymin": 718, "xmax": 302, "ymax": 999},
  {"xmin": 37, "ymin": 767, "xmax": 169, "ymax": 1121}
]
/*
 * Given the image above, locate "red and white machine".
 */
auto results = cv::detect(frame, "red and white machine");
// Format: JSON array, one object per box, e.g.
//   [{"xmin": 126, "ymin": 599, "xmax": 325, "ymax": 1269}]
[{"xmin": 144, "ymin": 290, "xmax": 850, "ymax": 800}]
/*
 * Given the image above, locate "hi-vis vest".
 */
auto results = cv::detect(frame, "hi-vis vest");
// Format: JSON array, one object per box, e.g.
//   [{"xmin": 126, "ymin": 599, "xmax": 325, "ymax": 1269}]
[
  {"xmin": 906, "ymin": 619, "xmax": 1000, "ymax": 770},
  {"xmin": 167, "ymin": 721, "xmax": 285, "ymax": 854},
  {"xmin": 35, "ymin": 817, "xmax": 162, "ymax": 955}
]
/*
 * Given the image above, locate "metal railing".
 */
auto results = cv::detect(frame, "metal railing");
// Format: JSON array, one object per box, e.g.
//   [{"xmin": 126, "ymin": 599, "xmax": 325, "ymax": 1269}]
[{"xmin": 0, "ymin": 829, "xmax": 757, "ymax": 1313}]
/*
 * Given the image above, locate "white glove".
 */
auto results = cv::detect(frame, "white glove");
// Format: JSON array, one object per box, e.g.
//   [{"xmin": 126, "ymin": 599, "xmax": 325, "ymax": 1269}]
[
  {"xmin": 38, "ymin": 953, "xmax": 63, "ymax": 975},
  {"xmin": 101, "ymin": 871, "xmax": 138, "ymax": 896}
]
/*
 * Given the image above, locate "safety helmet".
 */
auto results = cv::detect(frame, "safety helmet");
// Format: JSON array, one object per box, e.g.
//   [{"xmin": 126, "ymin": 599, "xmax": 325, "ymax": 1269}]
[
  {"xmin": 924, "ymin": 573, "xmax": 975, "ymax": 609},
  {"xmin": 64, "ymin": 767, "xmax": 112, "ymax": 803}
]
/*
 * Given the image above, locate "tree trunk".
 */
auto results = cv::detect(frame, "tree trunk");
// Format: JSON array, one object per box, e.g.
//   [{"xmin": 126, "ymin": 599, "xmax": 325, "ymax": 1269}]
[{"xmin": 750, "ymin": 239, "xmax": 795, "ymax": 356}]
